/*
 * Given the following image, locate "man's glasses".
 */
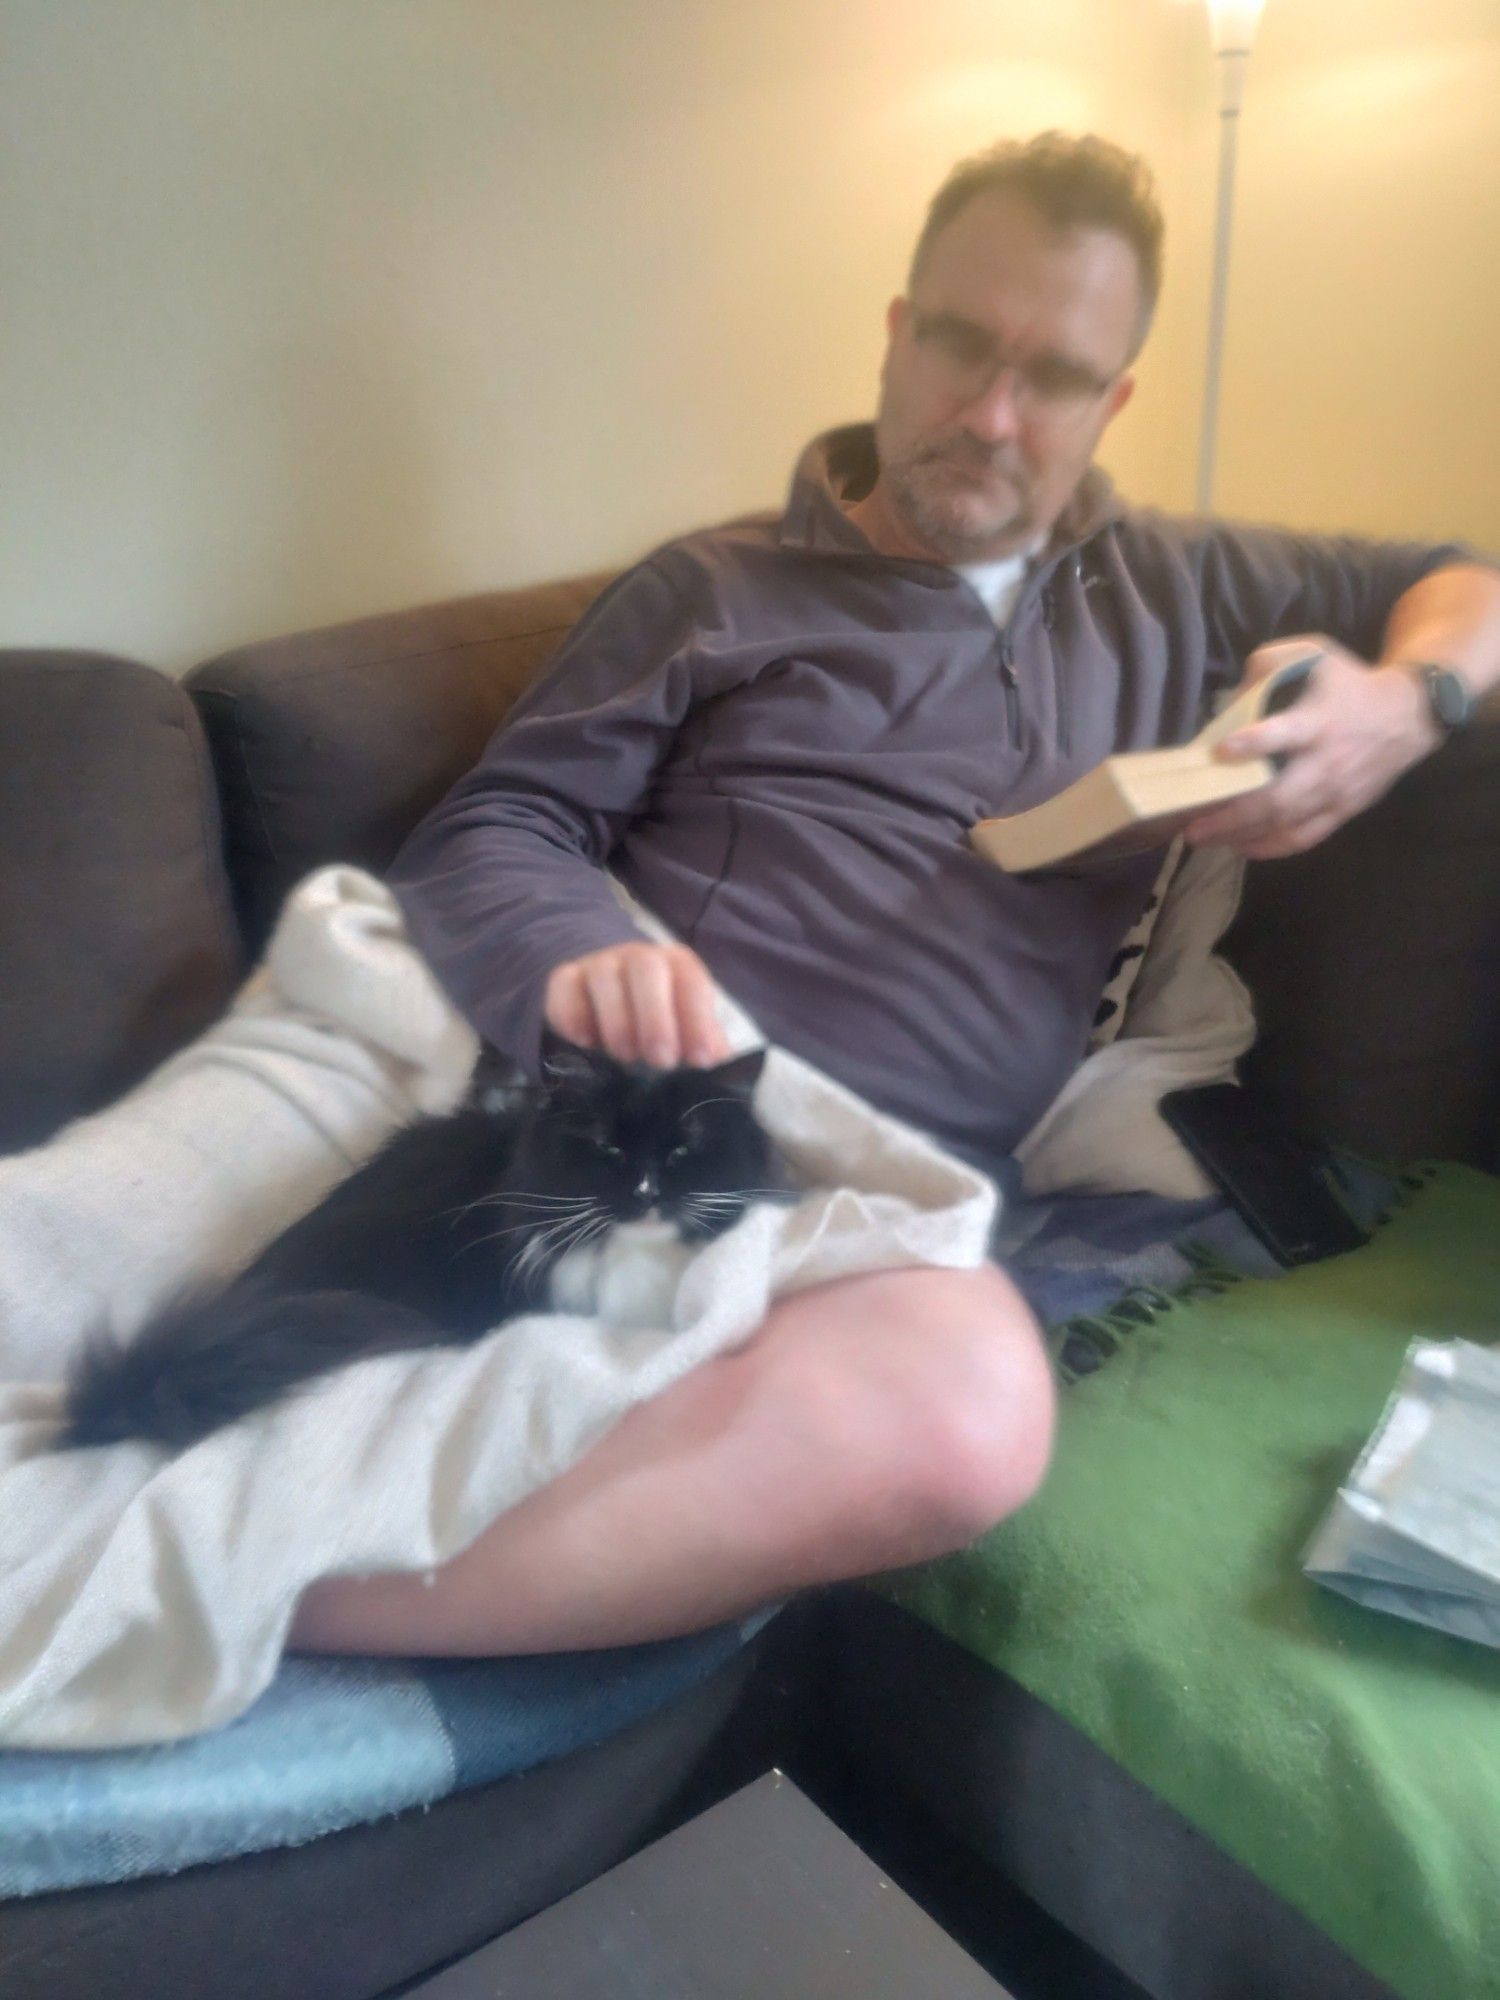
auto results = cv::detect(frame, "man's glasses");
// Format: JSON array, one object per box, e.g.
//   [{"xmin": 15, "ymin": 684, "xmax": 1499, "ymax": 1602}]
[{"xmin": 907, "ymin": 306, "xmax": 1121, "ymax": 420}]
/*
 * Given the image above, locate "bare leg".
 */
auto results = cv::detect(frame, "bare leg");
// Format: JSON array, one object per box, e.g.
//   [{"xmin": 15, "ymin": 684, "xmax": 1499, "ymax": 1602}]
[{"xmin": 287, "ymin": 1262, "xmax": 1053, "ymax": 1657}]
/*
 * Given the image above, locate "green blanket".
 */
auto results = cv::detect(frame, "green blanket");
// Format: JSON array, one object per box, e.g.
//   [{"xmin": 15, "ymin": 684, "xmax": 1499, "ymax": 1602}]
[{"xmin": 881, "ymin": 1164, "xmax": 1500, "ymax": 2000}]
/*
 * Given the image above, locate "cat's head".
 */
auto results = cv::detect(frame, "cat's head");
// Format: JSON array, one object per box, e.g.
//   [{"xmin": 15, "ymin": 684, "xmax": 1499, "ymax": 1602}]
[{"xmin": 507, "ymin": 1028, "xmax": 792, "ymax": 1241}]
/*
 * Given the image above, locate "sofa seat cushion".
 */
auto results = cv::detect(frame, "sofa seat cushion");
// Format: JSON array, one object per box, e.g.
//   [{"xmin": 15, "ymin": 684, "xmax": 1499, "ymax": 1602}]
[
  {"xmin": 880, "ymin": 1163, "xmax": 1500, "ymax": 2000},
  {"xmin": 0, "ymin": 1611, "xmax": 775, "ymax": 1897},
  {"xmin": 0, "ymin": 653, "xmax": 241, "ymax": 1155}
]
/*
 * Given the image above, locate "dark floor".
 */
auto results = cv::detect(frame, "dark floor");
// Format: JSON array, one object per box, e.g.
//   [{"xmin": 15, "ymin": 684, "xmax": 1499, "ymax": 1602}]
[{"xmin": 796, "ymin": 1745, "xmax": 1149, "ymax": 2000}]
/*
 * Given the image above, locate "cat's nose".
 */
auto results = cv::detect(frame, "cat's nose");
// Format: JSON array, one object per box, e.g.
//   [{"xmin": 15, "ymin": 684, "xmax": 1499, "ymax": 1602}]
[{"xmin": 633, "ymin": 1174, "xmax": 658, "ymax": 1204}]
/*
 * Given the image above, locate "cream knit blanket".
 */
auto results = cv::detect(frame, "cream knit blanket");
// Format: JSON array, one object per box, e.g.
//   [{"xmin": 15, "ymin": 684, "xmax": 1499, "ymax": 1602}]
[{"xmin": 0, "ymin": 868, "xmax": 996, "ymax": 1749}]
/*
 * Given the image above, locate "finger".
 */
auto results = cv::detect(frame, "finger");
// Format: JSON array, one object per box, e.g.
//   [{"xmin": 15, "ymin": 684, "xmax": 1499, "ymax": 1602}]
[
  {"xmin": 622, "ymin": 948, "xmax": 680, "ymax": 1068},
  {"xmin": 1216, "ymin": 706, "xmax": 1325, "ymax": 760},
  {"xmin": 1187, "ymin": 795, "xmax": 1303, "ymax": 848},
  {"xmin": 1237, "ymin": 810, "xmax": 1345, "ymax": 859},
  {"xmin": 544, "ymin": 962, "xmax": 601, "ymax": 1047},
  {"xmin": 1188, "ymin": 772, "xmax": 1341, "ymax": 848},
  {"xmin": 1185, "ymin": 777, "xmax": 1290, "ymax": 844},
  {"xmin": 1185, "ymin": 787, "xmax": 1301, "ymax": 847},
  {"xmin": 1248, "ymin": 640, "xmax": 1336, "ymax": 688},
  {"xmin": 670, "ymin": 950, "xmax": 729, "ymax": 1066},
  {"xmin": 1215, "ymin": 756, "xmax": 1344, "ymax": 833},
  {"xmin": 1185, "ymin": 805, "xmax": 1271, "ymax": 848},
  {"xmin": 582, "ymin": 956, "xmax": 640, "ymax": 1063},
  {"xmin": 1240, "ymin": 636, "xmax": 1331, "ymax": 686}
]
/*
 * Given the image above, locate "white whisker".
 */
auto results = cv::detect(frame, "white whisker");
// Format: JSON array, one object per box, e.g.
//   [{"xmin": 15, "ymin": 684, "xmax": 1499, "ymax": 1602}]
[
  {"xmin": 496, "ymin": 1193, "xmax": 598, "ymax": 1207},
  {"xmin": 682, "ymin": 1188, "xmax": 788, "ymax": 1204},
  {"xmin": 441, "ymin": 1191, "xmax": 591, "ymax": 1228},
  {"xmin": 513, "ymin": 1206, "xmax": 613, "ymax": 1284},
  {"xmin": 466, "ymin": 1201, "xmax": 603, "ymax": 1253}
]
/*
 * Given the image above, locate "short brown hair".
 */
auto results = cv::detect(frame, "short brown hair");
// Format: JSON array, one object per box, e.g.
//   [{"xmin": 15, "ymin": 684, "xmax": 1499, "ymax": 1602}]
[{"xmin": 908, "ymin": 132, "xmax": 1165, "ymax": 357}]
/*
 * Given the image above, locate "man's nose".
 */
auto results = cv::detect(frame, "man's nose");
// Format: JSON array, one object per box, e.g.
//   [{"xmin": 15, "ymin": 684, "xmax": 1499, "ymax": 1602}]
[{"xmin": 961, "ymin": 364, "xmax": 1025, "ymax": 443}]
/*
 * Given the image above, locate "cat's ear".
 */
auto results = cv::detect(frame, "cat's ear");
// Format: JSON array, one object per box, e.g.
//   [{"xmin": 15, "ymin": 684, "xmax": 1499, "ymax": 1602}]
[
  {"xmin": 703, "ymin": 1047, "xmax": 767, "ymax": 1096},
  {"xmin": 469, "ymin": 1042, "xmax": 527, "ymax": 1114},
  {"xmin": 538, "ymin": 1025, "xmax": 609, "ymax": 1095}
]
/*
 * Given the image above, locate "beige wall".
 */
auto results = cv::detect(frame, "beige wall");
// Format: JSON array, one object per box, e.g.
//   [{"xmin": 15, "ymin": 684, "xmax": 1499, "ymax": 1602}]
[
  {"xmin": 1207, "ymin": 0, "xmax": 1500, "ymax": 548},
  {"xmin": 0, "ymin": 2, "xmax": 1492, "ymax": 672}
]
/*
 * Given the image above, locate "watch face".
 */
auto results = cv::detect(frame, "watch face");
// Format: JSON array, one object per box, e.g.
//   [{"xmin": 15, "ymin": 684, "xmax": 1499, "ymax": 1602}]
[{"xmin": 1426, "ymin": 668, "xmax": 1473, "ymax": 731}]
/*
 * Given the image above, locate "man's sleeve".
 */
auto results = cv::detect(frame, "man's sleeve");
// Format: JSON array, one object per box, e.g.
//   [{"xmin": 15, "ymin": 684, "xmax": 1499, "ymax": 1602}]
[
  {"xmin": 1190, "ymin": 519, "xmax": 1478, "ymax": 683},
  {"xmin": 387, "ymin": 554, "xmax": 707, "ymax": 1071}
]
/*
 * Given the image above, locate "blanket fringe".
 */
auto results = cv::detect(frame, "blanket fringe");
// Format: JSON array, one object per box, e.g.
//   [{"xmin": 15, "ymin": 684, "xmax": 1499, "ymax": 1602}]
[{"xmin": 1050, "ymin": 1158, "xmax": 1441, "ymax": 1387}]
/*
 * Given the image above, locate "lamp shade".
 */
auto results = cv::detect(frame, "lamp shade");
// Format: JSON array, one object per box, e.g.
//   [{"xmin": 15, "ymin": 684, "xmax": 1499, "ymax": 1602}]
[{"xmin": 1205, "ymin": 0, "xmax": 1265, "ymax": 53}]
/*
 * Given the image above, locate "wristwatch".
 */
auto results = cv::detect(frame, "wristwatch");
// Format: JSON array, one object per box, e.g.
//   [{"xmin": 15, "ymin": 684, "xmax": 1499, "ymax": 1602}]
[{"xmin": 1394, "ymin": 661, "xmax": 1476, "ymax": 736}]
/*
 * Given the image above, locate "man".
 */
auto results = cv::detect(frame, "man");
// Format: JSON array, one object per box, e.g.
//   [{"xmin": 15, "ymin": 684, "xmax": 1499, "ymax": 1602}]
[{"xmin": 288, "ymin": 134, "xmax": 1500, "ymax": 1660}]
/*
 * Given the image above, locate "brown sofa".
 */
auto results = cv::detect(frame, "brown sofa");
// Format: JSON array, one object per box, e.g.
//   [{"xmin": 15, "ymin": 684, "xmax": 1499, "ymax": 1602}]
[{"xmin": 2, "ymin": 573, "xmax": 1497, "ymax": 2000}]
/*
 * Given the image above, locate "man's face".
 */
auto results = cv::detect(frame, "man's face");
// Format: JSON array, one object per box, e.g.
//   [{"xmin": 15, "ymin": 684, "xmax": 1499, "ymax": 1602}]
[{"xmin": 872, "ymin": 188, "xmax": 1142, "ymax": 561}]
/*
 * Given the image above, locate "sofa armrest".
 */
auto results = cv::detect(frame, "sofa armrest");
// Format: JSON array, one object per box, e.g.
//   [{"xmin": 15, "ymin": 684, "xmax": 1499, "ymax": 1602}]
[{"xmin": 0, "ymin": 652, "xmax": 241, "ymax": 1153}]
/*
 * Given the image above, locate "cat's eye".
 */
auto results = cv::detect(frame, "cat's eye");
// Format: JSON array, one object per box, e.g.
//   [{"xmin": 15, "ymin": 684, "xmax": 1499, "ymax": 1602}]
[
  {"xmin": 665, "ymin": 1144, "xmax": 690, "ymax": 1165},
  {"xmin": 598, "ymin": 1141, "xmax": 625, "ymax": 1162}
]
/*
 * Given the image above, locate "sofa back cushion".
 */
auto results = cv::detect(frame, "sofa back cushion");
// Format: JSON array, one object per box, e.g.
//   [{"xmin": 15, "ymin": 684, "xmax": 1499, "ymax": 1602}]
[
  {"xmin": 0, "ymin": 653, "xmax": 242, "ymax": 1154},
  {"xmin": 186, "ymin": 579, "xmax": 1500, "ymax": 1171},
  {"xmin": 1222, "ymin": 718, "xmax": 1500, "ymax": 1169},
  {"xmin": 183, "ymin": 575, "xmax": 614, "ymax": 955}
]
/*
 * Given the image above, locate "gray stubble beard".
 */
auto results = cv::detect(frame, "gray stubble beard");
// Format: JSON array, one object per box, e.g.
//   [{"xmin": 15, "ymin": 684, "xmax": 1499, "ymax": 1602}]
[{"xmin": 888, "ymin": 452, "xmax": 1038, "ymax": 563}]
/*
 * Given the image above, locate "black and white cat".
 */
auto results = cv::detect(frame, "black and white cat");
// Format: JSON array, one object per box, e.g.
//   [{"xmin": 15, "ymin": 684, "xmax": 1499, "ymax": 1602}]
[{"xmin": 61, "ymin": 1030, "xmax": 798, "ymax": 1452}]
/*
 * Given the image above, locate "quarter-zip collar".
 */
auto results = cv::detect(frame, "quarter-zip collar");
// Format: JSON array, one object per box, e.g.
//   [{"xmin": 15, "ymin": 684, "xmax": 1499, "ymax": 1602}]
[{"xmin": 778, "ymin": 422, "xmax": 1126, "ymax": 595}]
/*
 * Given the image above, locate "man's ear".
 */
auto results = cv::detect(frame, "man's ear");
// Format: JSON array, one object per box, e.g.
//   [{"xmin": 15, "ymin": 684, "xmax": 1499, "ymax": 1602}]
[
  {"xmin": 876, "ymin": 296, "xmax": 909, "ymax": 398},
  {"xmin": 1104, "ymin": 372, "xmax": 1135, "ymax": 424}
]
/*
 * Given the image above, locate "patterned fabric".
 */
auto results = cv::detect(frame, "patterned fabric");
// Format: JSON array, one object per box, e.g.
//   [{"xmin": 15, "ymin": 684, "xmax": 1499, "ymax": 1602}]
[
  {"xmin": 0, "ymin": 1611, "xmax": 776, "ymax": 1898},
  {"xmin": 1087, "ymin": 840, "xmax": 1182, "ymax": 1046},
  {"xmin": 1000, "ymin": 1151, "xmax": 1399, "ymax": 1376}
]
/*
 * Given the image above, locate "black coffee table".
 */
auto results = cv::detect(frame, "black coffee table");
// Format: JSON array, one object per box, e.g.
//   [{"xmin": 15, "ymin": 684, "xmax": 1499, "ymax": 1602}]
[{"xmin": 400, "ymin": 1768, "xmax": 1014, "ymax": 1997}]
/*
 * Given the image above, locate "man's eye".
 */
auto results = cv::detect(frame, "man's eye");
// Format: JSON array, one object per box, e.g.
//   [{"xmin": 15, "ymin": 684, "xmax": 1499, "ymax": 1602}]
[
  {"xmin": 1026, "ymin": 358, "xmax": 1098, "ymax": 402},
  {"xmin": 933, "ymin": 324, "xmax": 989, "ymax": 367}
]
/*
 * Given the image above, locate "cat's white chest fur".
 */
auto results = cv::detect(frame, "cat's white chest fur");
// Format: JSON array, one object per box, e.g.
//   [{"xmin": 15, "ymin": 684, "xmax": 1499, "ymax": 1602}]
[{"xmin": 547, "ymin": 1215, "xmax": 696, "ymax": 1328}]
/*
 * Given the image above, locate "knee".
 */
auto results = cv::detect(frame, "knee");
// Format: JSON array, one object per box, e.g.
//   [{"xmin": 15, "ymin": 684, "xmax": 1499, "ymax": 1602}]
[
  {"xmin": 788, "ymin": 1264, "xmax": 1056, "ymax": 1560},
  {"xmin": 860, "ymin": 1264, "xmax": 1056, "ymax": 1549}
]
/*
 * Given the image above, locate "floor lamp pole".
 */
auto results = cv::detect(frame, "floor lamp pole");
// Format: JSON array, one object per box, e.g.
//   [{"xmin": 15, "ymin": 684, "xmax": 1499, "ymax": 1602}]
[{"xmin": 1196, "ymin": 46, "xmax": 1251, "ymax": 515}]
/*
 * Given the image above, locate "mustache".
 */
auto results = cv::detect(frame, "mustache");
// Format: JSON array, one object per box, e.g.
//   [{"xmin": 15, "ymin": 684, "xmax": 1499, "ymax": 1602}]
[{"xmin": 914, "ymin": 438, "xmax": 1028, "ymax": 484}]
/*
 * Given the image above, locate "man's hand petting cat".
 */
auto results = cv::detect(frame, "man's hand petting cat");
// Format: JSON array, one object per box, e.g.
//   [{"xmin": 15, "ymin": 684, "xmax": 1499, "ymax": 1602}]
[
  {"xmin": 545, "ymin": 941, "xmax": 730, "ymax": 1069},
  {"xmin": 1183, "ymin": 637, "xmax": 1443, "ymax": 860}
]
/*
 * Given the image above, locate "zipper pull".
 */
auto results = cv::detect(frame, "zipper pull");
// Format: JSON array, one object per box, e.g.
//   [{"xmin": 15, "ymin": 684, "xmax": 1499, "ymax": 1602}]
[{"xmin": 996, "ymin": 636, "xmax": 1020, "ymax": 740}]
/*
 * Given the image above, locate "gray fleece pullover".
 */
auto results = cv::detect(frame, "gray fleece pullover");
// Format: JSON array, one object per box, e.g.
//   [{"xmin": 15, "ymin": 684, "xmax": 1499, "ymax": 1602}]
[{"xmin": 389, "ymin": 423, "xmax": 1464, "ymax": 1176}]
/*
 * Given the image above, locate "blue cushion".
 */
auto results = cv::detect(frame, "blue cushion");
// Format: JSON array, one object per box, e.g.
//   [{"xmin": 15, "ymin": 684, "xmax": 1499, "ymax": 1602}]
[{"xmin": 0, "ymin": 1613, "xmax": 774, "ymax": 1896}]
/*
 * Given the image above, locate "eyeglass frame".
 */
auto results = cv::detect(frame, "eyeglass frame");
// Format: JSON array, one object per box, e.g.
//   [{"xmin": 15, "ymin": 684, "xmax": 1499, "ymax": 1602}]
[{"xmin": 904, "ymin": 303, "xmax": 1126, "ymax": 421}]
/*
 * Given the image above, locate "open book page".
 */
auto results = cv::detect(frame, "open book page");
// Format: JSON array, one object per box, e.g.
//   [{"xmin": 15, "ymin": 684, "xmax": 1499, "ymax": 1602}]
[{"xmin": 1304, "ymin": 1338, "xmax": 1500, "ymax": 1648}]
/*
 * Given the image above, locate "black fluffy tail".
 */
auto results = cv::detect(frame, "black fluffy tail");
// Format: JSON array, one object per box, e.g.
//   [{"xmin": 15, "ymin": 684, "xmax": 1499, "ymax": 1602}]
[{"xmin": 61, "ymin": 1283, "xmax": 446, "ymax": 1451}]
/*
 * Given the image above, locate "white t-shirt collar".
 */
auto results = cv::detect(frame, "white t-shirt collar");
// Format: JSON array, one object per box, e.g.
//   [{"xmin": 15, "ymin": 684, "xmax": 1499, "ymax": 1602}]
[{"xmin": 954, "ymin": 536, "xmax": 1047, "ymax": 626}]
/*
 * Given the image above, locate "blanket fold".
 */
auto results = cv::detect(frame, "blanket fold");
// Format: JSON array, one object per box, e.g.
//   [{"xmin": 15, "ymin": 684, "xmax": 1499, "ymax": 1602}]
[{"xmin": 0, "ymin": 867, "xmax": 995, "ymax": 1750}]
